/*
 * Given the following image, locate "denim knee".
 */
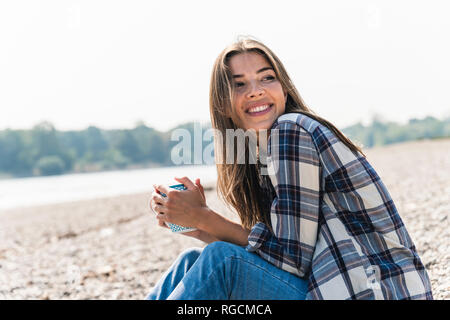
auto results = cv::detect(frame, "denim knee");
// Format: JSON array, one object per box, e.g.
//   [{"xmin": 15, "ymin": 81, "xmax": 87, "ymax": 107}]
[
  {"xmin": 201, "ymin": 241, "xmax": 244, "ymax": 262},
  {"xmin": 176, "ymin": 247, "xmax": 203, "ymax": 267}
]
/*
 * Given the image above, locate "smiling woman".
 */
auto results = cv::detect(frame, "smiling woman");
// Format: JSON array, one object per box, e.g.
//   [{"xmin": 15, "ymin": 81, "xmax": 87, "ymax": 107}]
[{"xmin": 146, "ymin": 37, "xmax": 433, "ymax": 300}]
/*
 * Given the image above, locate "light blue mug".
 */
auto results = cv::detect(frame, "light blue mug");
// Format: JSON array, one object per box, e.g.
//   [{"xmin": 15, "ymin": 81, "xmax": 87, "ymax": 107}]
[{"xmin": 157, "ymin": 183, "xmax": 197, "ymax": 233}]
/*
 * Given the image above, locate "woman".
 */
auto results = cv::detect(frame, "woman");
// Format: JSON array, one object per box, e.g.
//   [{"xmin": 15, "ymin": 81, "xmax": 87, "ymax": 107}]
[{"xmin": 146, "ymin": 37, "xmax": 433, "ymax": 300}]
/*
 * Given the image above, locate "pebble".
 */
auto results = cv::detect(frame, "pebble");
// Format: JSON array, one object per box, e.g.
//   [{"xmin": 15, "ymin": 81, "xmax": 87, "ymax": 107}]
[{"xmin": 99, "ymin": 228, "xmax": 115, "ymax": 238}]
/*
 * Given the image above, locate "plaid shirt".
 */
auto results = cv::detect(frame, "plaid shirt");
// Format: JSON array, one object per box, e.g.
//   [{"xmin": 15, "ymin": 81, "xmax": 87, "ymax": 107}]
[{"xmin": 246, "ymin": 113, "xmax": 433, "ymax": 300}]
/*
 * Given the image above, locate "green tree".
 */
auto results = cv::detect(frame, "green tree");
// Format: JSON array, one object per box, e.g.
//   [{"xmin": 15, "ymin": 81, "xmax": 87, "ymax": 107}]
[
  {"xmin": 102, "ymin": 149, "xmax": 129, "ymax": 169},
  {"xmin": 0, "ymin": 130, "xmax": 31, "ymax": 174},
  {"xmin": 35, "ymin": 156, "xmax": 65, "ymax": 176},
  {"xmin": 59, "ymin": 131, "xmax": 87, "ymax": 158},
  {"xmin": 114, "ymin": 130, "xmax": 141, "ymax": 163},
  {"xmin": 84, "ymin": 126, "xmax": 109, "ymax": 162},
  {"xmin": 30, "ymin": 122, "xmax": 73, "ymax": 172}
]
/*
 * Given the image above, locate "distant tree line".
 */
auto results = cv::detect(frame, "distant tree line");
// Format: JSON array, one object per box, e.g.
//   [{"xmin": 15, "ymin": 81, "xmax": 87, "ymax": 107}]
[
  {"xmin": 0, "ymin": 116, "xmax": 448, "ymax": 178},
  {"xmin": 0, "ymin": 121, "xmax": 177, "ymax": 178},
  {"xmin": 342, "ymin": 116, "xmax": 450, "ymax": 148}
]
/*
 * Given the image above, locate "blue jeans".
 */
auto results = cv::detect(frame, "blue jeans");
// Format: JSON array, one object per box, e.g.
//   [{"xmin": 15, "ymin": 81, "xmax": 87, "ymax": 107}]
[{"xmin": 145, "ymin": 241, "xmax": 308, "ymax": 300}]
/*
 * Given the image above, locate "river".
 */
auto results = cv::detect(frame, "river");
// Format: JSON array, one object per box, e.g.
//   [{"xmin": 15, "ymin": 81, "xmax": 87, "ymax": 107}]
[{"xmin": 0, "ymin": 165, "xmax": 217, "ymax": 211}]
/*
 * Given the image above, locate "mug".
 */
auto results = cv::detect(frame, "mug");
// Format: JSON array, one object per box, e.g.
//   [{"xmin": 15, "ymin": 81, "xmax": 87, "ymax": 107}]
[{"xmin": 154, "ymin": 183, "xmax": 197, "ymax": 233}]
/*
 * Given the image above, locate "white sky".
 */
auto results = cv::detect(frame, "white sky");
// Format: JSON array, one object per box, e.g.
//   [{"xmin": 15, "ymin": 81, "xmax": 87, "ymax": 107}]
[{"xmin": 0, "ymin": 0, "xmax": 449, "ymax": 132}]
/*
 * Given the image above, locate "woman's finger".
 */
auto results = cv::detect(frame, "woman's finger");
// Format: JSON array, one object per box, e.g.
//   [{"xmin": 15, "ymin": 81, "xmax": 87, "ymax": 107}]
[
  {"xmin": 152, "ymin": 192, "xmax": 166, "ymax": 205},
  {"xmin": 196, "ymin": 178, "xmax": 204, "ymax": 194},
  {"xmin": 156, "ymin": 212, "xmax": 167, "ymax": 222},
  {"xmin": 195, "ymin": 178, "xmax": 205, "ymax": 200},
  {"xmin": 174, "ymin": 176, "xmax": 196, "ymax": 190},
  {"xmin": 154, "ymin": 183, "xmax": 171, "ymax": 196},
  {"xmin": 158, "ymin": 219, "xmax": 169, "ymax": 229},
  {"xmin": 153, "ymin": 204, "xmax": 167, "ymax": 215}
]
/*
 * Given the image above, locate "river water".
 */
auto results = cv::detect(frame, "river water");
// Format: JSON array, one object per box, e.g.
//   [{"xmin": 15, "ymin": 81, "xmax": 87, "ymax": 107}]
[{"xmin": 0, "ymin": 165, "xmax": 217, "ymax": 211}]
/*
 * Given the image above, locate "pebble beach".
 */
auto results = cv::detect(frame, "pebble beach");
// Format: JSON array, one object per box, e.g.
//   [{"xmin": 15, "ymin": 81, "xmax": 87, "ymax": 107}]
[{"xmin": 0, "ymin": 139, "xmax": 449, "ymax": 300}]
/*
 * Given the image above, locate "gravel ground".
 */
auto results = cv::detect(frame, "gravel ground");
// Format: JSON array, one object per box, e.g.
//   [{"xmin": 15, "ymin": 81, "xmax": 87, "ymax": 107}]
[{"xmin": 0, "ymin": 138, "xmax": 448, "ymax": 300}]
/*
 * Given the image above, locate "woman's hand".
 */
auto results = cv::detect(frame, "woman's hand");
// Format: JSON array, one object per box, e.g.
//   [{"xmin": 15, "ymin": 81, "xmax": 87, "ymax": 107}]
[
  {"xmin": 149, "ymin": 194, "xmax": 170, "ymax": 229},
  {"xmin": 150, "ymin": 176, "xmax": 209, "ymax": 231},
  {"xmin": 150, "ymin": 177, "xmax": 248, "ymax": 246}
]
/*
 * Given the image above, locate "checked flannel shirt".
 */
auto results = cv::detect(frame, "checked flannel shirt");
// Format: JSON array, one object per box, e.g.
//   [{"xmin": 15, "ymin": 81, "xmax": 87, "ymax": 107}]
[{"xmin": 246, "ymin": 112, "xmax": 433, "ymax": 300}]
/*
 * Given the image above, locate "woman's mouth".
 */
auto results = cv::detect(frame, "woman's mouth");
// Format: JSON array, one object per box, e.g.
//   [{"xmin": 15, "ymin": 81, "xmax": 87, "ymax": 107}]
[{"xmin": 246, "ymin": 104, "xmax": 273, "ymax": 116}]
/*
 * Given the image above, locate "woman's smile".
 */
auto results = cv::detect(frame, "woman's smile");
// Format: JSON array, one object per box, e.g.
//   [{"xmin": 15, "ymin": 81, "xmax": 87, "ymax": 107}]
[{"xmin": 246, "ymin": 103, "xmax": 273, "ymax": 116}]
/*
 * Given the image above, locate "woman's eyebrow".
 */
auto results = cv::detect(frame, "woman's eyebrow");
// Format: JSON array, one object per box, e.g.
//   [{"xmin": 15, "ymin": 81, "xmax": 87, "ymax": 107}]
[{"xmin": 232, "ymin": 67, "xmax": 274, "ymax": 79}]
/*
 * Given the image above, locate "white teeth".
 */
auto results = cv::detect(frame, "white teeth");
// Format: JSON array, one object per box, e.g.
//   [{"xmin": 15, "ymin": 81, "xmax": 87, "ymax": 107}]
[{"xmin": 248, "ymin": 104, "xmax": 270, "ymax": 113}]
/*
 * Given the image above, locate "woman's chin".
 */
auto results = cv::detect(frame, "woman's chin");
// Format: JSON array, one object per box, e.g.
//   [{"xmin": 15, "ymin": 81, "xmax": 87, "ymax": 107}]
[{"xmin": 247, "ymin": 120, "xmax": 275, "ymax": 132}]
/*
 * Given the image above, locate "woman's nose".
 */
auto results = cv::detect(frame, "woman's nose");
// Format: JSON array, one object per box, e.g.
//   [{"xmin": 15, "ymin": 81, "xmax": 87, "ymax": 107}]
[{"xmin": 246, "ymin": 82, "xmax": 265, "ymax": 99}]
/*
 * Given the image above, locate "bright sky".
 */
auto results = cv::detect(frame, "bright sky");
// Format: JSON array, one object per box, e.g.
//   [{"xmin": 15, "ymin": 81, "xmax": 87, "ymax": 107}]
[{"xmin": 0, "ymin": 0, "xmax": 449, "ymax": 132}]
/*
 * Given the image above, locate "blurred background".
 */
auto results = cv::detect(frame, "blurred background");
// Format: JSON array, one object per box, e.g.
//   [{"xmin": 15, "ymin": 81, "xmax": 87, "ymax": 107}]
[{"xmin": 0, "ymin": 0, "xmax": 448, "ymax": 299}]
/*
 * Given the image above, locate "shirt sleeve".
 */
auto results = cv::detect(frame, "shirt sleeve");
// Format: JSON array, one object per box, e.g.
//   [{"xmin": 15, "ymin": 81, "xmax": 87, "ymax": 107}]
[{"xmin": 246, "ymin": 121, "xmax": 321, "ymax": 278}]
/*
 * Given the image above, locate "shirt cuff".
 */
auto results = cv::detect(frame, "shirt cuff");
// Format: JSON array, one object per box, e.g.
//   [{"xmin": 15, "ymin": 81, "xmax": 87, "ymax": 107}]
[{"xmin": 246, "ymin": 222, "xmax": 271, "ymax": 252}]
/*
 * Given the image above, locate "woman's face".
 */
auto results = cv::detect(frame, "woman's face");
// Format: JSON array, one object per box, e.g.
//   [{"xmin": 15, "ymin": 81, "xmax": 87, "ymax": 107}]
[{"xmin": 228, "ymin": 51, "xmax": 287, "ymax": 132}]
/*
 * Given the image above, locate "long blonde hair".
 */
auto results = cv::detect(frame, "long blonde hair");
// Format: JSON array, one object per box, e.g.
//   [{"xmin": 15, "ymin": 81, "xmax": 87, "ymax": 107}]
[{"xmin": 209, "ymin": 37, "xmax": 364, "ymax": 229}]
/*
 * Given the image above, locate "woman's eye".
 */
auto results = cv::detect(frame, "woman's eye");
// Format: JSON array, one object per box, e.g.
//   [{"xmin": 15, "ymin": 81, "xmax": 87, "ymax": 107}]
[{"xmin": 234, "ymin": 76, "xmax": 275, "ymax": 88}]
